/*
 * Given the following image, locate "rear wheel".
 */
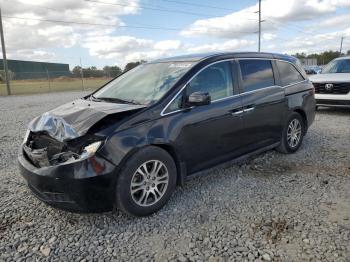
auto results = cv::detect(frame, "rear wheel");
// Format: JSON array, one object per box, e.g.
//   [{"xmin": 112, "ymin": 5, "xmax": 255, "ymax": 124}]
[
  {"xmin": 276, "ymin": 112, "xmax": 305, "ymax": 154},
  {"xmin": 116, "ymin": 146, "xmax": 177, "ymax": 216}
]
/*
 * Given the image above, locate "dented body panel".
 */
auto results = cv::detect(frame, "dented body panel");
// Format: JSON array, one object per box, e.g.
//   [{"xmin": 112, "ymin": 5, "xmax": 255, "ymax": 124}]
[{"xmin": 28, "ymin": 99, "xmax": 146, "ymax": 141}]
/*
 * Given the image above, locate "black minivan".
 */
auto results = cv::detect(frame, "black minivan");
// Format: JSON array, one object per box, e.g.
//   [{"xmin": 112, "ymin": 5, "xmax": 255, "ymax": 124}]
[{"xmin": 19, "ymin": 52, "xmax": 315, "ymax": 216}]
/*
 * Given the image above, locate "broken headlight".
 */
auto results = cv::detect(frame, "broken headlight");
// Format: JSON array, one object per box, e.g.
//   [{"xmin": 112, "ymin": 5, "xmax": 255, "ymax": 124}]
[
  {"xmin": 48, "ymin": 141, "xmax": 103, "ymax": 165},
  {"xmin": 80, "ymin": 141, "xmax": 103, "ymax": 159}
]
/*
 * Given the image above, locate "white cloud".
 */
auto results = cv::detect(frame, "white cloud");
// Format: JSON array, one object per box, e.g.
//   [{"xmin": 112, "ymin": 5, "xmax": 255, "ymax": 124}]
[
  {"xmin": 2, "ymin": 0, "xmax": 139, "ymax": 53},
  {"xmin": 262, "ymin": 33, "xmax": 277, "ymax": 41},
  {"xmin": 154, "ymin": 40, "xmax": 182, "ymax": 51},
  {"xmin": 2, "ymin": 0, "xmax": 350, "ymax": 66},
  {"xmin": 125, "ymin": 50, "xmax": 168, "ymax": 62},
  {"xmin": 83, "ymin": 36, "xmax": 153, "ymax": 59},
  {"xmin": 181, "ymin": 0, "xmax": 350, "ymax": 38},
  {"xmin": 313, "ymin": 14, "xmax": 350, "ymax": 29},
  {"xmin": 83, "ymin": 37, "xmax": 183, "ymax": 62},
  {"xmin": 8, "ymin": 49, "xmax": 57, "ymax": 61},
  {"xmin": 83, "ymin": 36, "xmax": 256, "ymax": 64},
  {"xmin": 279, "ymin": 27, "xmax": 350, "ymax": 54},
  {"xmin": 187, "ymin": 39, "xmax": 255, "ymax": 53},
  {"xmin": 181, "ymin": 8, "xmax": 267, "ymax": 38}
]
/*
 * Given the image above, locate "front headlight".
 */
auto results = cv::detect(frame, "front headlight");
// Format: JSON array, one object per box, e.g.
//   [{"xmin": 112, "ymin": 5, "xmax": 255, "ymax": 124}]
[
  {"xmin": 23, "ymin": 129, "xmax": 30, "ymax": 144},
  {"xmin": 80, "ymin": 141, "xmax": 103, "ymax": 158}
]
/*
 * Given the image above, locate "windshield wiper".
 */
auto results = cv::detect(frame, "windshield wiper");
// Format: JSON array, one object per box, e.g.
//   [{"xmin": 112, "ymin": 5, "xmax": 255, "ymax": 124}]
[
  {"xmin": 89, "ymin": 95, "xmax": 101, "ymax": 102},
  {"xmin": 94, "ymin": 97, "xmax": 141, "ymax": 105}
]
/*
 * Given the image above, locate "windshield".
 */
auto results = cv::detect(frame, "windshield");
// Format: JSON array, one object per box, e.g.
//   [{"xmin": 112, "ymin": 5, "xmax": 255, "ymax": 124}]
[
  {"xmin": 93, "ymin": 62, "xmax": 193, "ymax": 105},
  {"xmin": 322, "ymin": 59, "xmax": 350, "ymax": 73}
]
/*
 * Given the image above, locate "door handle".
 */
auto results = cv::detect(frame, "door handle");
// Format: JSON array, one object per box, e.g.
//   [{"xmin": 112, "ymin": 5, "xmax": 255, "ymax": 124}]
[
  {"xmin": 230, "ymin": 109, "xmax": 244, "ymax": 116},
  {"xmin": 244, "ymin": 104, "xmax": 255, "ymax": 113},
  {"xmin": 244, "ymin": 107, "xmax": 255, "ymax": 113}
]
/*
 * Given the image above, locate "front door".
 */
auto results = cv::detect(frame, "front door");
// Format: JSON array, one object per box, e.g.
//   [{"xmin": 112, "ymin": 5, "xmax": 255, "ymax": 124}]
[{"xmin": 169, "ymin": 60, "xmax": 246, "ymax": 173}]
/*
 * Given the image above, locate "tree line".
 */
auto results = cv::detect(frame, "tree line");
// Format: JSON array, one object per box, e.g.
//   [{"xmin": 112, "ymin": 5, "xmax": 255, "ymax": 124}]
[
  {"xmin": 71, "ymin": 60, "xmax": 146, "ymax": 78},
  {"xmin": 293, "ymin": 50, "xmax": 350, "ymax": 65},
  {"xmin": 70, "ymin": 49, "xmax": 350, "ymax": 79}
]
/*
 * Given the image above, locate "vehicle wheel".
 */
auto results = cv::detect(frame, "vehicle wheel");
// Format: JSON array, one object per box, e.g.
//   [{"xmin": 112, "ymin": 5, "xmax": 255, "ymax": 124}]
[
  {"xmin": 116, "ymin": 146, "xmax": 177, "ymax": 216},
  {"xmin": 276, "ymin": 112, "xmax": 305, "ymax": 154}
]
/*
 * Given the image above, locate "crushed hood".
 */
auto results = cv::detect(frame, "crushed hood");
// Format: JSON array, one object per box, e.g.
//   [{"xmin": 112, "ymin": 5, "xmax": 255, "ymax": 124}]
[
  {"xmin": 28, "ymin": 99, "xmax": 146, "ymax": 141},
  {"xmin": 309, "ymin": 73, "xmax": 350, "ymax": 83}
]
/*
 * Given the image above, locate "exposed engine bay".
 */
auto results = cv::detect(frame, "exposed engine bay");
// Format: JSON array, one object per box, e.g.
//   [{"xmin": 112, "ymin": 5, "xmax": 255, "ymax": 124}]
[
  {"xmin": 23, "ymin": 132, "xmax": 99, "ymax": 167},
  {"xmin": 23, "ymin": 98, "xmax": 146, "ymax": 167}
]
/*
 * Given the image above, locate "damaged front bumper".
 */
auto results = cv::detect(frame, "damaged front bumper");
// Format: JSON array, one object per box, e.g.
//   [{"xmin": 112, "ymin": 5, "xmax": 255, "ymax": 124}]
[
  {"xmin": 18, "ymin": 98, "xmax": 146, "ymax": 213},
  {"xmin": 18, "ymin": 144, "xmax": 118, "ymax": 212}
]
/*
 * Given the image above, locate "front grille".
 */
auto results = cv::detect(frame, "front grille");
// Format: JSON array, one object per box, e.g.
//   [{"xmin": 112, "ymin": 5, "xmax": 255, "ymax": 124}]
[{"xmin": 313, "ymin": 82, "xmax": 350, "ymax": 94}]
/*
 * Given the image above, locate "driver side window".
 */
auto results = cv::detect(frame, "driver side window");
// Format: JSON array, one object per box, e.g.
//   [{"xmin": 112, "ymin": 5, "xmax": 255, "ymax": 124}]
[
  {"xmin": 163, "ymin": 61, "xmax": 234, "ymax": 114},
  {"xmin": 187, "ymin": 61, "xmax": 234, "ymax": 101}
]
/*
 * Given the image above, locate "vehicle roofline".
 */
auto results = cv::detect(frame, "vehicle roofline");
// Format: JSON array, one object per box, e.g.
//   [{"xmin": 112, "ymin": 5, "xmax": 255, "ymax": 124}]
[{"xmin": 149, "ymin": 52, "xmax": 297, "ymax": 64}]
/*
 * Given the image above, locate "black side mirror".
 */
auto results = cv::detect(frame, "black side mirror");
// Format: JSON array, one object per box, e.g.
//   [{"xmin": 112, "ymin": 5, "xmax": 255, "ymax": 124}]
[{"xmin": 186, "ymin": 91, "xmax": 211, "ymax": 107}]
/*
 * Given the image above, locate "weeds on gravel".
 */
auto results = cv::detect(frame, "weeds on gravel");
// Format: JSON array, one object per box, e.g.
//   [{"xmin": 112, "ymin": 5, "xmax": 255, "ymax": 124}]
[{"xmin": 253, "ymin": 218, "xmax": 289, "ymax": 244}]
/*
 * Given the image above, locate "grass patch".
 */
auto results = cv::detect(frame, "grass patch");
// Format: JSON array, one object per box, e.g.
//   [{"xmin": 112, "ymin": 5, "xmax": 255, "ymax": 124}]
[{"xmin": 0, "ymin": 77, "xmax": 112, "ymax": 96}]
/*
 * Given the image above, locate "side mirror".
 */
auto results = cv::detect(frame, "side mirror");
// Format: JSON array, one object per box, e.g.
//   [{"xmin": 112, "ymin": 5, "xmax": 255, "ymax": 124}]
[{"xmin": 186, "ymin": 91, "xmax": 211, "ymax": 107}]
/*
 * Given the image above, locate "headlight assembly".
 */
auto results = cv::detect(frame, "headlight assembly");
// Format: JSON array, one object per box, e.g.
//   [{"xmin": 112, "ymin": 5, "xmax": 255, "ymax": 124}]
[{"xmin": 80, "ymin": 141, "xmax": 103, "ymax": 159}]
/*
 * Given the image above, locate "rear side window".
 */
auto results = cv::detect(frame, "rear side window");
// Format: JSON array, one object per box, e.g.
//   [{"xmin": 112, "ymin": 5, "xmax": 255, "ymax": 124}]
[
  {"xmin": 276, "ymin": 60, "xmax": 304, "ymax": 86},
  {"xmin": 239, "ymin": 59, "xmax": 275, "ymax": 92}
]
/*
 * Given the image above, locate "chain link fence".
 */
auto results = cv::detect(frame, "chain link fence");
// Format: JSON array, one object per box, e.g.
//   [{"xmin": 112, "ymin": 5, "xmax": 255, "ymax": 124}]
[{"xmin": 0, "ymin": 70, "xmax": 121, "ymax": 96}]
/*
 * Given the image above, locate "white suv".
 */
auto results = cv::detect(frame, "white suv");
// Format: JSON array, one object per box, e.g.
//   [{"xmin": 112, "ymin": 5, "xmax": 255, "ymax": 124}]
[{"xmin": 309, "ymin": 56, "xmax": 350, "ymax": 108}]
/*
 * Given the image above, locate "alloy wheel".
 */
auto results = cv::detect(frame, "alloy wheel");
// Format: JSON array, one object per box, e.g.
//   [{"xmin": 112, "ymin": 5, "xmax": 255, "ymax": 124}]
[
  {"xmin": 130, "ymin": 160, "xmax": 169, "ymax": 207},
  {"xmin": 287, "ymin": 119, "xmax": 302, "ymax": 148}
]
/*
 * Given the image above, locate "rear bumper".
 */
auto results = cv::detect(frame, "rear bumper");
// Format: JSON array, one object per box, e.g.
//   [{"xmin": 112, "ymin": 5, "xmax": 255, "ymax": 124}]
[{"xmin": 18, "ymin": 147, "xmax": 118, "ymax": 212}]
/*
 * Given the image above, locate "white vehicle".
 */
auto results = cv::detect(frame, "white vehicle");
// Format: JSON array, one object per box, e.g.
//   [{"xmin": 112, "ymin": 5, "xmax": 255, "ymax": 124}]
[{"xmin": 309, "ymin": 56, "xmax": 350, "ymax": 108}]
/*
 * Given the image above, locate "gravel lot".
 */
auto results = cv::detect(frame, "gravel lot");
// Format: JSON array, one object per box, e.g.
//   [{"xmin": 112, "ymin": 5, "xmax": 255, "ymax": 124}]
[{"xmin": 0, "ymin": 91, "xmax": 349, "ymax": 262}]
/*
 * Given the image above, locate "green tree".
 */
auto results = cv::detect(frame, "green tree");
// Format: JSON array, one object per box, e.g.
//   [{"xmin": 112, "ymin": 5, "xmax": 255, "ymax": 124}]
[
  {"xmin": 124, "ymin": 60, "xmax": 146, "ymax": 72},
  {"xmin": 72, "ymin": 66, "xmax": 82, "ymax": 78},
  {"xmin": 103, "ymin": 65, "xmax": 122, "ymax": 77},
  {"xmin": 82, "ymin": 67, "xmax": 104, "ymax": 78},
  {"xmin": 294, "ymin": 52, "xmax": 307, "ymax": 59},
  {"xmin": 293, "ymin": 50, "xmax": 342, "ymax": 65}
]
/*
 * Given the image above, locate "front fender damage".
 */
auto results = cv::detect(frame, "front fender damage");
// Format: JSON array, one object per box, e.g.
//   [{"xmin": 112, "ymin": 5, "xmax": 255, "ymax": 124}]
[{"xmin": 24, "ymin": 99, "xmax": 146, "ymax": 167}]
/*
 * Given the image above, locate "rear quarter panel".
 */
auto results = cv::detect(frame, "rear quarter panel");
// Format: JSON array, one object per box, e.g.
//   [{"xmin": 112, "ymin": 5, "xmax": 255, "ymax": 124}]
[{"xmin": 285, "ymin": 80, "xmax": 316, "ymax": 128}]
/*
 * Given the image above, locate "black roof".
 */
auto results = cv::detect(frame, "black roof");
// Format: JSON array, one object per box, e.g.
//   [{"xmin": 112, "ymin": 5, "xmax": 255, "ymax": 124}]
[{"xmin": 152, "ymin": 52, "xmax": 297, "ymax": 64}]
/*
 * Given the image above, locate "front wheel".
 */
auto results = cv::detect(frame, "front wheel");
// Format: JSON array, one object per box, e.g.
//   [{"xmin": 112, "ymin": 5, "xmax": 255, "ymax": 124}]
[
  {"xmin": 116, "ymin": 146, "xmax": 177, "ymax": 216},
  {"xmin": 276, "ymin": 112, "xmax": 305, "ymax": 154}
]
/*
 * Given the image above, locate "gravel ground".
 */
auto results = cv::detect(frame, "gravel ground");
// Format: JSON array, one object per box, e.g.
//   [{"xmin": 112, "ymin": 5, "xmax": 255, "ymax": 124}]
[{"xmin": 0, "ymin": 91, "xmax": 349, "ymax": 262}]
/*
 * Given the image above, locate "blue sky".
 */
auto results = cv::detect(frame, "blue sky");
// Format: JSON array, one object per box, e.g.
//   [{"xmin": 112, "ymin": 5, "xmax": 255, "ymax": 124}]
[{"xmin": 2, "ymin": 0, "xmax": 350, "ymax": 69}]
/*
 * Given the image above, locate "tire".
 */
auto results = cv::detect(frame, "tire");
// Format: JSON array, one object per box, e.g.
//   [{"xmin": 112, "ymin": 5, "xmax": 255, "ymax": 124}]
[
  {"xmin": 276, "ymin": 112, "xmax": 305, "ymax": 154},
  {"xmin": 116, "ymin": 146, "xmax": 177, "ymax": 216}
]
